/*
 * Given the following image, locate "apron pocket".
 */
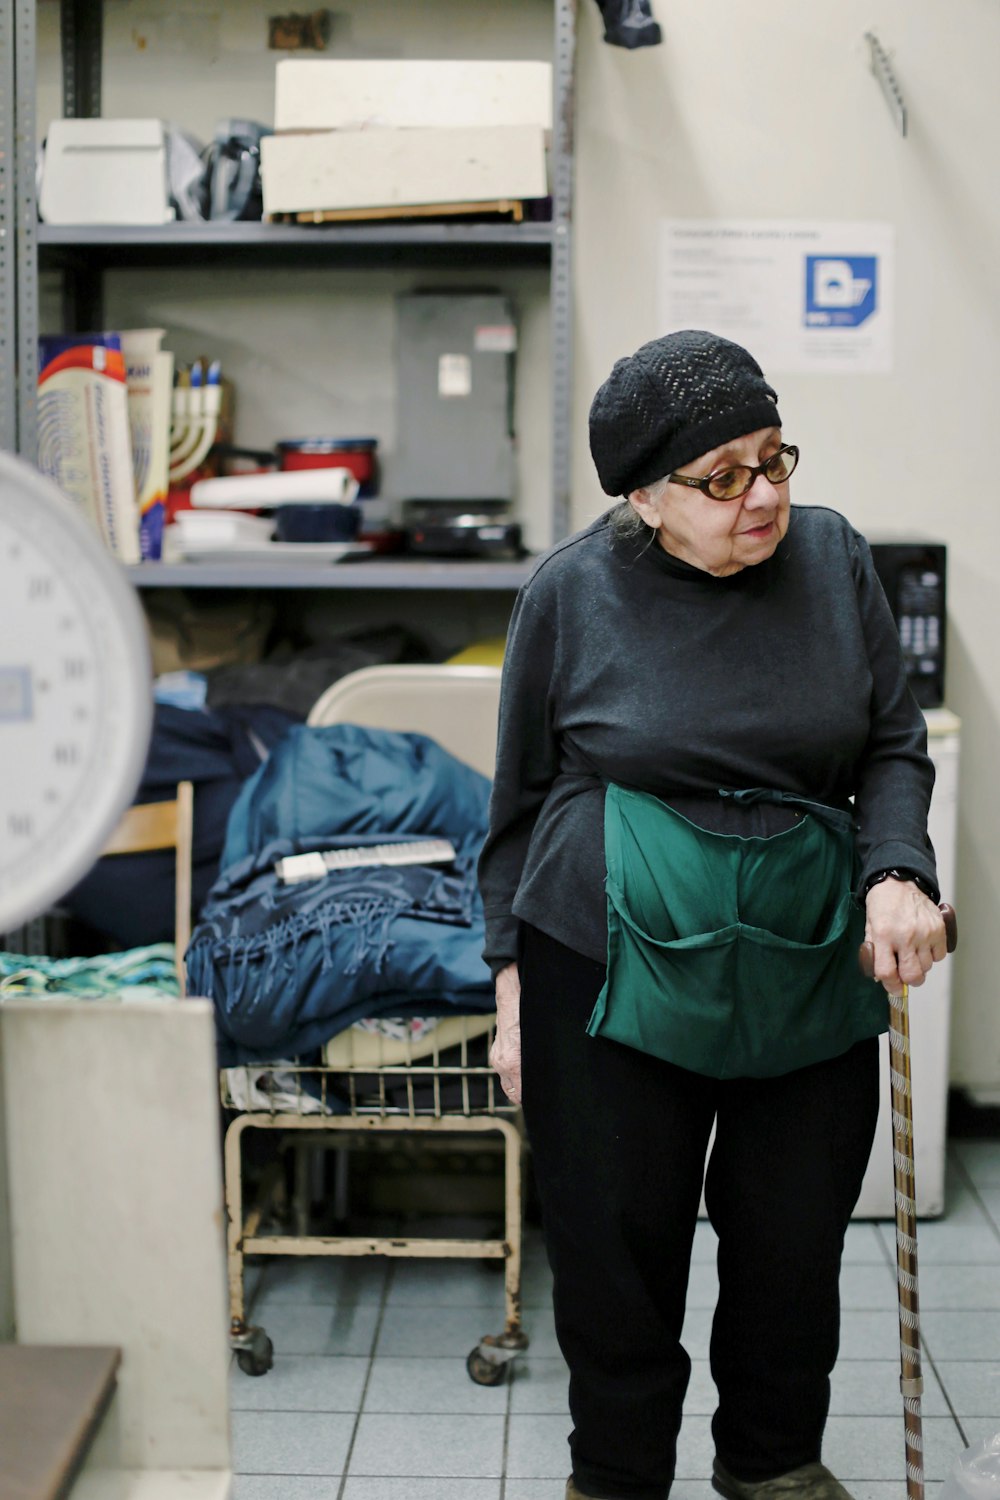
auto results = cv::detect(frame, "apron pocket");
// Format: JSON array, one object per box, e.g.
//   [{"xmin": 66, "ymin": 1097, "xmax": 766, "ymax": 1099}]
[
  {"xmin": 588, "ymin": 894, "xmax": 740, "ymax": 1074},
  {"xmin": 593, "ymin": 782, "xmax": 887, "ymax": 1080},
  {"xmin": 589, "ymin": 888, "xmax": 884, "ymax": 1079},
  {"xmin": 729, "ymin": 893, "xmax": 885, "ymax": 1078}
]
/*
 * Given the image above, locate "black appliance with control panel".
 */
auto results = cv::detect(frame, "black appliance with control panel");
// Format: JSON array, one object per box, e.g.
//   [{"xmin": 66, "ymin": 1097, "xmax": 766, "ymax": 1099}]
[{"xmin": 868, "ymin": 538, "xmax": 947, "ymax": 708}]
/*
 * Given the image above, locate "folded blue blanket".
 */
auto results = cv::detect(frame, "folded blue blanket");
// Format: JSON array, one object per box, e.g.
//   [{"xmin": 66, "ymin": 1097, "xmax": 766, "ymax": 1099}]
[{"xmin": 187, "ymin": 724, "xmax": 494, "ymax": 1064}]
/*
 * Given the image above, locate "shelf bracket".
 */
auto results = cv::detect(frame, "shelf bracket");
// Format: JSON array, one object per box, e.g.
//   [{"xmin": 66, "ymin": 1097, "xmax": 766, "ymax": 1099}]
[
  {"xmin": 865, "ymin": 32, "xmax": 907, "ymax": 138},
  {"xmin": 0, "ymin": 1, "xmax": 17, "ymax": 451},
  {"xmin": 14, "ymin": 0, "xmax": 39, "ymax": 461},
  {"xmin": 550, "ymin": 0, "xmax": 577, "ymax": 545}
]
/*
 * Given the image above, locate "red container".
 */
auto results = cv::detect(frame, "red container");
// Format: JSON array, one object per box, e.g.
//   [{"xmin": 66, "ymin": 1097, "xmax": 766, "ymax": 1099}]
[{"xmin": 277, "ymin": 439, "xmax": 378, "ymax": 497}]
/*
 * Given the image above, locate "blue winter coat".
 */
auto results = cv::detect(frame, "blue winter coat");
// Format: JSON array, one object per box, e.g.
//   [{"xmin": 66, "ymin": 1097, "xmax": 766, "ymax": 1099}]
[{"xmin": 186, "ymin": 724, "xmax": 494, "ymax": 1063}]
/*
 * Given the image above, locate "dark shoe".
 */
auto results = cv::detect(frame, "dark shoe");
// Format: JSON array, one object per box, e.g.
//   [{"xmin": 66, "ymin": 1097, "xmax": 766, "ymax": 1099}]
[
  {"xmin": 566, "ymin": 1478, "xmax": 617, "ymax": 1500},
  {"xmin": 712, "ymin": 1459, "xmax": 855, "ymax": 1500}
]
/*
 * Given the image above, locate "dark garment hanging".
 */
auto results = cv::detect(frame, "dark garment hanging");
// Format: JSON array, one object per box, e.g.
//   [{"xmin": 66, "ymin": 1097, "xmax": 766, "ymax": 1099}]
[
  {"xmin": 595, "ymin": 0, "xmax": 662, "ymax": 49},
  {"xmin": 63, "ymin": 702, "xmax": 297, "ymax": 948},
  {"xmin": 204, "ymin": 624, "xmax": 431, "ymax": 718}
]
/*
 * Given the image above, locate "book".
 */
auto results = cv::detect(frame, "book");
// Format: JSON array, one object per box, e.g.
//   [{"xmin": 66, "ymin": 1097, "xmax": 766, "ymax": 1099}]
[
  {"xmin": 37, "ymin": 332, "xmax": 141, "ymax": 564},
  {"xmin": 120, "ymin": 328, "xmax": 174, "ymax": 561}
]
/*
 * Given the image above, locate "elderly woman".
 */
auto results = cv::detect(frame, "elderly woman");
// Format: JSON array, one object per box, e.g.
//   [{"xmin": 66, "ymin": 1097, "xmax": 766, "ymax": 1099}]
[{"xmin": 477, "ymin": 330, "xmax": 948, "ymax": 1500}]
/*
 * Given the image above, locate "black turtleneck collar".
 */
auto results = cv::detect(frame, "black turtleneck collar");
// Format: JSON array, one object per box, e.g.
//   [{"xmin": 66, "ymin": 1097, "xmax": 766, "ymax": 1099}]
[{"xmin": 607, "ymin": 510, "xmax": 789, "ymax": 587}]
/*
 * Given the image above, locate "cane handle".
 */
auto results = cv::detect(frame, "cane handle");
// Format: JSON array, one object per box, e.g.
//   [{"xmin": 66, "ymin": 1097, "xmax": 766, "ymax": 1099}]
[
  {"xmin": 941, "ymin": 902, "xmax": 958, "ymax": 952},
  {"xmin": 859, "ymin": 902, "xmax": 958, "ymax": 979}
]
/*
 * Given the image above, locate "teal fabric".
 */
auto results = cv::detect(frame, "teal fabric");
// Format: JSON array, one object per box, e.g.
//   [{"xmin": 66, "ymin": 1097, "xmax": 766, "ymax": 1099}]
[
  {"xmin": 0, "ymin": 944, "xmax": 180, "ymax": 1000},
  {"xmin": 587, "ymin": 785, "xmax": 886, "ymax": 1078}
]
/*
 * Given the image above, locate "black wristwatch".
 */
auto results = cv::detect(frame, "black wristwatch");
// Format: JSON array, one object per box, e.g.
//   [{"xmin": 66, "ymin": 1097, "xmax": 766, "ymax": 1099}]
[{"xmin": 861, "ymin": 867, "xmax": 939, "ymax": 902}]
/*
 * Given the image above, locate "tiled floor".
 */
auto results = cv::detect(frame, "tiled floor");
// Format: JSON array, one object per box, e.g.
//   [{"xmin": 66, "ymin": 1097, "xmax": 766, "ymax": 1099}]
[{"xmin": 230, "ymin": 1140, "xmax": 1000, "ymax": 1498}]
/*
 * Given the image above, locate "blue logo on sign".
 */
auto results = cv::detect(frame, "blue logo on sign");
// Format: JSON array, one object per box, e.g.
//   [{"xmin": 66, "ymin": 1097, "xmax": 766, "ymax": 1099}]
[{"xmin": 804, "ymin": 255, "xmax": 878, "ymax": 328}]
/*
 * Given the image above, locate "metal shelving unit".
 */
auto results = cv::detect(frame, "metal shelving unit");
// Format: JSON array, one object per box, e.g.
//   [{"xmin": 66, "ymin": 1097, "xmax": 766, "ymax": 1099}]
[
  {"xmin": 3, "ymin": 0, "xmax": 577, "ymax": 571},
  {"xmin": 127, "ymin": 559, "xmax": 536, "ymax": 591},
  {"xmin": 1, "ymin": 1, "xmax": 39, "ymax": 458},
  {"xmin": 38, "ymin": 221, "xmax": 555, "ymax": 261},
  {"xmin": 0, "ymin": 2, "xmax": 16, "ymax": 455}
]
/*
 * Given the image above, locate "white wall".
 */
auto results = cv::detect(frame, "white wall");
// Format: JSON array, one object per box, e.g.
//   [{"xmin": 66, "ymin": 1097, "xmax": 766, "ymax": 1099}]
[
  {"xmin": 35, "ymin": 0, "xmax": 1000, "ymax": 1094},
  {"xmin": 572, "ymin": 0, "xmax": 1000, "ymax": 1098}
]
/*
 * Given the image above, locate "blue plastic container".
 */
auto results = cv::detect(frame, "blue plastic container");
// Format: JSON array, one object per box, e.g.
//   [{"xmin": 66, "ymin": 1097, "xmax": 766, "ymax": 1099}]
[{"xmin": 274, "ymin": 503, "xmax": 362, "ymax": 543}]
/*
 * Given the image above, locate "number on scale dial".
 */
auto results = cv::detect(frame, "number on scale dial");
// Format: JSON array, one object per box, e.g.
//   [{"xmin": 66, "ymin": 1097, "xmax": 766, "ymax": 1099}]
[{"xmin": 0, "ymin": 454, "xmax": 151, "ymax": 932}]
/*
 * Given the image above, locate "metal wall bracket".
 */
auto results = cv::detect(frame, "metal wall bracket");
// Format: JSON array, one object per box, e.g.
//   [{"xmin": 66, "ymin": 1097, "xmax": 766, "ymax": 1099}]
[
  {"xmin": 865, "ymin": 32, "xmax": 907, "ymax": 138},
  {"xmin": 61, "ymin": 0, "xmax": 103, "ymax": 118}
]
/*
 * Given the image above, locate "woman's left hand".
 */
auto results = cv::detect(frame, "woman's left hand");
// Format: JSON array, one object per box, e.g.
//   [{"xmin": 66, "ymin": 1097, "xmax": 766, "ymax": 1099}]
[{"xmin": 864, "ymin": 880, "xmax": 948, "ymax": 997}]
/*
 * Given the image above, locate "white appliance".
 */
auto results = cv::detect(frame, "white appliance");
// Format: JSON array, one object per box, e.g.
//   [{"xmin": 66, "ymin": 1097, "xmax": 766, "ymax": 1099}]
[{"xmin": 40, "ymin": 118, "xmax": 173, "ymax": 226}]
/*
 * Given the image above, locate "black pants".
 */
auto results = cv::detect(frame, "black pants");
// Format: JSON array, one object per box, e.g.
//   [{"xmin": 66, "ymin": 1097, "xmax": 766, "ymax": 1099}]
[{"xmin": 518, "ymin": 923, "xmax": 880, "ymax": 1500}]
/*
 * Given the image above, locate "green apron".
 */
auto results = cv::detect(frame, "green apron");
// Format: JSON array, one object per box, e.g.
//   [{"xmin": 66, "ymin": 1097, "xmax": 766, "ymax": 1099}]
[{"xmin": 586, "ymin": 783, "xmax": 886, "ymax": 1079}]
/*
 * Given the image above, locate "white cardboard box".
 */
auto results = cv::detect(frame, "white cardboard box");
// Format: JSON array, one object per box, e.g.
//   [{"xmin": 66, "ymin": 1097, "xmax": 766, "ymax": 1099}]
[
  {"xmin": 40, "ymin": 118, "xmax": 172, "ymax": 226},
  {"xmin": 274, "ymin": 59, "xmax": 552, "ymax": 132},
  {"xmin": 261, "ymin": 124, "xmax": 547, "ymax": 216}
]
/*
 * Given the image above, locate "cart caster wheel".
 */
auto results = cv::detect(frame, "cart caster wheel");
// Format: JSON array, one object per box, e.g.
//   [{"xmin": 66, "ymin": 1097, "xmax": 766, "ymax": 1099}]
[
  {"xmin": 467, "ymin": 1347, "xmax": 507, "ymax": 1386},
  {"xmin": 237, "ymin": 1333, "xmax": 273, "ymax": 1377}
]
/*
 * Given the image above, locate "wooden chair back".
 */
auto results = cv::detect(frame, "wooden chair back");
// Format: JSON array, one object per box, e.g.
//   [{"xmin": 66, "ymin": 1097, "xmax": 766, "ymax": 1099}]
[{"xmin": 102, "ymin": 781, "xmax": 194, "ymax": 995}]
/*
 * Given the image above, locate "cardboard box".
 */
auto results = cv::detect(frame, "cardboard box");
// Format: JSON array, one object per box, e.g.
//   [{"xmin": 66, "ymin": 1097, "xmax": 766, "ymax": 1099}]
[
  {"xmin": 261, "ymin": 124, "xmax": 547, "ymax": 217},
  {"xmin": 274, "ymin": 59, "xmax": 552, "ymax": 132},
  {"xmin": 40, "ymin": 118, "xmax": 172, "ymax": 226}
]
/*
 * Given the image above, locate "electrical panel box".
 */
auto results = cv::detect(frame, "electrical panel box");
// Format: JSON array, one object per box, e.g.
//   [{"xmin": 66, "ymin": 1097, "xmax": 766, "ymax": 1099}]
[{"xmin": 395, "ymin": 294, "xmax": 516, "ymax": 505}]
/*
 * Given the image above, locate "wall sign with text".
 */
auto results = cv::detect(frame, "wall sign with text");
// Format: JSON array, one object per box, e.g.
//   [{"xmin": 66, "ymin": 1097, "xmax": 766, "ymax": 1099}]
[{"xmin": 658, "ymin": 220, "xmax": 894, "ymax": 374}]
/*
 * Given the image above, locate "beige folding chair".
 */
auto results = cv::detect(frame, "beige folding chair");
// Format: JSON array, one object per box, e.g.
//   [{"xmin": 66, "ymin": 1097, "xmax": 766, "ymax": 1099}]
[
  {"xmin": 307, "ymin": 663, "xmax": 502, "ymax": 773},
  {"xmin": 102, "ymin": 781, "xmax": 195, "ymax": 995}
]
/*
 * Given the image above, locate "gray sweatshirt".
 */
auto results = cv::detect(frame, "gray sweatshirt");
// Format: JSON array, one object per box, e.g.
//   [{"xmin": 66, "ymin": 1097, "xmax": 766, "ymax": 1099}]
[{"xmin": 478, "ymin": 504, "xmax": 937, "ymax": 977}]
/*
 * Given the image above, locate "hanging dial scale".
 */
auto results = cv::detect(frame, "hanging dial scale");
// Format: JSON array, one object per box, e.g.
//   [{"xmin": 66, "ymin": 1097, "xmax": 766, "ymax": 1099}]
[{"xmin": 0, "ymin": 451, "xmax": 152, "ymax": 932}]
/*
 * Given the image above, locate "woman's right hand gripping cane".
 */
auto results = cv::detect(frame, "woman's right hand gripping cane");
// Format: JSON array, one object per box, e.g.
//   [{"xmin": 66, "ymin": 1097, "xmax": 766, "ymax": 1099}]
[{"xmin": 490, "ymin": 961, "xmax": 522, "ymax": 1105}]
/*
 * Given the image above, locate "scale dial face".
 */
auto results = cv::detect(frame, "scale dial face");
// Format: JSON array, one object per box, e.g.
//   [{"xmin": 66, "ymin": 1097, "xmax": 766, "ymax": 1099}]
[{"xmin": 0, "ymin": 453, "xmax": 152, "ymax": 934}]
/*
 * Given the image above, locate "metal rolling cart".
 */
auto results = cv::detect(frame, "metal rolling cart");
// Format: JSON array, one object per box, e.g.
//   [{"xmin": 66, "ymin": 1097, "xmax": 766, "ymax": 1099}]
[{"xmin": 223, "ymin": 665, "xmax": 530, "ymax": 1385}]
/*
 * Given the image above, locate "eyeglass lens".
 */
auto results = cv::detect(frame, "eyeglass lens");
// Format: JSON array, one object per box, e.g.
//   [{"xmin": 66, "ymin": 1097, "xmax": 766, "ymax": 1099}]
[{"xmin": 707, "ymin": 447, "xmax": 797, "ymax": 500}]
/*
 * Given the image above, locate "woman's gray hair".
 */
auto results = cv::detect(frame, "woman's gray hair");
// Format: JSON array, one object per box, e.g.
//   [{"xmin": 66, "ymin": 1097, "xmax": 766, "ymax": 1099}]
[{"xmin": 607, "ymin": 478, "xmax": 668, "ymax": 542}]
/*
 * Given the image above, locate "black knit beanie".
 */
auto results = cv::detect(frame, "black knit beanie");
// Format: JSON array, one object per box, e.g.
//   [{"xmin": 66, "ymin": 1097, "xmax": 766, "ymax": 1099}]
[{"xmin": 589, "ymin": 329, "xmax": 781, "ymax": 496}]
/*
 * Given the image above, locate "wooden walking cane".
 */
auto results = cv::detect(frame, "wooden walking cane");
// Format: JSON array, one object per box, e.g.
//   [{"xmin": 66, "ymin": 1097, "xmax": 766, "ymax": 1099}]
[{"xmin": 860, "ymin": 903, "xmax": 958, "ymax": 1500}]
